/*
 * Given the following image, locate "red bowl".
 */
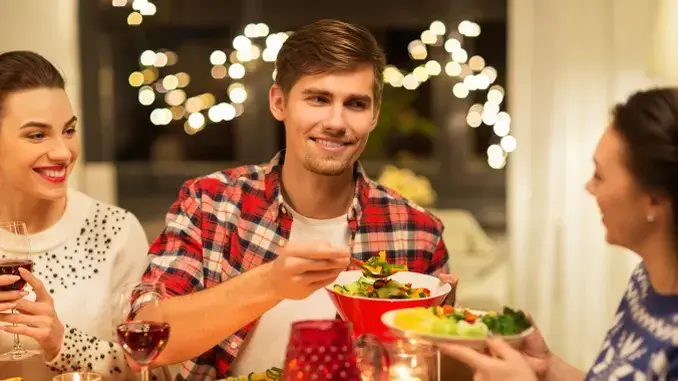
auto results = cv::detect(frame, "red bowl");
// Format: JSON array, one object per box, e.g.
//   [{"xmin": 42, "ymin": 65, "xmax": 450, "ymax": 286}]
[{"xmin": 325, "ymin": 271, "xmax": 451, "ymax": 342}]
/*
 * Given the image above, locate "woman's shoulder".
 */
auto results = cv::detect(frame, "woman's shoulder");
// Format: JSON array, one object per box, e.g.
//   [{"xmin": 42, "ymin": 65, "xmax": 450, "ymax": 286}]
[
  {"xmin": 67, "ymin": 189, "xmax": 148, "ymax": 248},
  {"xmin": 69, "ymin": 189, "xmax": 141, "ymax": 227},
  {"xmin": 25, "ymin": 190, "xmax": 142, "ymax": 252}
]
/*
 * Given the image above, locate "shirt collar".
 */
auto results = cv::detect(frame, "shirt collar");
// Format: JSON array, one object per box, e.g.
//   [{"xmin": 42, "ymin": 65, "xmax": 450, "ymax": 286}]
[{"xmin": 263, "ymin": 150, "xmax": 370, "ymax": 221}]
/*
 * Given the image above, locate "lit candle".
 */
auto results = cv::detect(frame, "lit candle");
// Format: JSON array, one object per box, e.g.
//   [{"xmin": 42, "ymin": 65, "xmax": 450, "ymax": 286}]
[
  {"xmin": 390, "ymin": 365, "xmax": 422, "ymax": 381},
  {"xmin": 52, "ymin": 372, "xmax": 102, "ymax": 381}
]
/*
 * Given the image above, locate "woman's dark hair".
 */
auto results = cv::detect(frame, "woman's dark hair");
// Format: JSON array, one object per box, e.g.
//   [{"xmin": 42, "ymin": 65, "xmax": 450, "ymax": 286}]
[
  {"xmin": 612, "ymin": 88, "xmax": 678, "ymax": 233},
  {"xmin": 0, "ymin": 51, "xmax": 65, "ymax": 118}
]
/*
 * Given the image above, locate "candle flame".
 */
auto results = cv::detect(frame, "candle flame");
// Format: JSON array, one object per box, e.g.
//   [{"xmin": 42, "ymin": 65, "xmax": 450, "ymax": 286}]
[{"xmin": 395, "ymin": 365, "xmax": 411, "ymax": 378}]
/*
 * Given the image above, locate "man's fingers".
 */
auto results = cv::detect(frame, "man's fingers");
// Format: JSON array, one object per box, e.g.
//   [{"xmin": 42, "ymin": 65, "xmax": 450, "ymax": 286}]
[
  {"xmin": 292, "ymin": 249, "xmax": 350, "ymax": 261},
  {"xmin": 280, "ymin": 243, "xmax": 350, "ymax": 261},
  {"xmin": 292, "ymin": 269, "xmax": 343, "ymax": 285},
  {"xmin": 438, "ymin": 273, "xmax": 459, "ymax": 306},
  {"xmin": 438, "ymin": 273, "xmax": 459, "ymax": 286},
  {"xmin": 289, "ymin": 256, "xmax": 350, "ymax": 272},
  {"xmin": 309, "ymin": 278, "xmax": 338, "ymax": 290}
]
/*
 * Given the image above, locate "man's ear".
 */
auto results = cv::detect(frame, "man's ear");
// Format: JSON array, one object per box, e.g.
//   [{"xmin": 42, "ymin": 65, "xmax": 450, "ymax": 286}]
[
  {"xmin": 269, "ymin": 84, "xmax": 286, "ymax": 121},
  {"xmin": 369, "ymin": 103, "xmax": 381, "ymax": 131}
]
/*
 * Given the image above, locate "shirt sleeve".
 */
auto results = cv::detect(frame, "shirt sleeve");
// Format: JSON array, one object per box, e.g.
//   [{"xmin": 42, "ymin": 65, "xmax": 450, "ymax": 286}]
[
  {"xmin": 426, "ymin": 235, "xmax": 450, "ymax": 275},
  {"xmin": 130, "ymin": 180, "xmax": 221, "ymax": 379},
  {"xmin": 137, "ymin": 180, "xmax": 208, "ymax": 301}
]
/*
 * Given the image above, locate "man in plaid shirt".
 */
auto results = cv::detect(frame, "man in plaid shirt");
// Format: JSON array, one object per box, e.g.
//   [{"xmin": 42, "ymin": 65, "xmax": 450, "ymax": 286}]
[{"xmin": 135, "ymin": 19, "xmax": 456, "ymax": 380}]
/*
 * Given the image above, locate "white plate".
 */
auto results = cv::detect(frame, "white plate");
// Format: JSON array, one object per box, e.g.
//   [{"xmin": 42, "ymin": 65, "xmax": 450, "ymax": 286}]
[{"xmin": 381, "ymin": 308, "xmax": 535, "ymax": 350}]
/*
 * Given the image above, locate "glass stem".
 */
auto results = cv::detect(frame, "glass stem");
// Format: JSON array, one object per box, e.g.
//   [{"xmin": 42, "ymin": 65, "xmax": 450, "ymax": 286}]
[
  {"xmin": 11, "ymin": 308, "xmax": 21, "ymax": 351},
  {"xmin": 141, "ymin": 366, "xmax": 150, "ymax": 381}
]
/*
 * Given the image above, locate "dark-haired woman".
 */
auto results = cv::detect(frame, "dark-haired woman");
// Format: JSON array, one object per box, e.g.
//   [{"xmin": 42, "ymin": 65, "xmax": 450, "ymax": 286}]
[
  {"xmin": 0, "ymin": 50, "xmax": 151, "ymax": 380},
  {"xmin": 439, "ymin": 88, "xmax": 678, "ymax": 380}
]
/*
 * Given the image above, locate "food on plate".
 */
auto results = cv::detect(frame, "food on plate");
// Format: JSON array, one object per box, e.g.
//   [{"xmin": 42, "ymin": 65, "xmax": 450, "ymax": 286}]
[
  {"xmin": 393, "ymin": 306, "xmax": 532, "ymax": 337},
  {"xmin": 224, "ymin": 367, "xmax": 282, "ymax": 381},
  {"xmin": 357, "ymin": 251, "xmax": 408, "ymax": 277},
  {"xmin": 332, "ymin": 275, "xmax": 431, "ymax": 299}
]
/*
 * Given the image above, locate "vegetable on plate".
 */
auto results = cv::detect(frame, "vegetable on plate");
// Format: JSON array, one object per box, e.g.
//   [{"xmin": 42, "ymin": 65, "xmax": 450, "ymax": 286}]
[
  {"xmin": 393, "ymin": 305, "xmax": 532, "ymax": 337},
  {"xmin": 223, "ymin": 366, "xmax": 282, "ymax": 381}
]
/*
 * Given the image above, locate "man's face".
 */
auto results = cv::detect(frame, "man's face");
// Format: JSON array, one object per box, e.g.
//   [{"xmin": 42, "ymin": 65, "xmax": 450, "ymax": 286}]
[{"xmin": 269, "ymin": 65, "xmax": 379, "ymax": 176}]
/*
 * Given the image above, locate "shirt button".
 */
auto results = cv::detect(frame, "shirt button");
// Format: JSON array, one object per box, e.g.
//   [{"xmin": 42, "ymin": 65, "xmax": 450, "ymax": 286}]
[{"xmin": 230, "ymin": 342, "xmax": 239, "ymax": 349}]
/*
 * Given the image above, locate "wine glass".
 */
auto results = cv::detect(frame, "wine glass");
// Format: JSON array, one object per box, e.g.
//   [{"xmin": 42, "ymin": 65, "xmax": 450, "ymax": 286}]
[
  {"xmin": 112, "ymin": 281, "xmax": 170, "ymax": 381},
  {"xmin": 0, "ymin": 221, "xmax": 40, "ymax": 361}
]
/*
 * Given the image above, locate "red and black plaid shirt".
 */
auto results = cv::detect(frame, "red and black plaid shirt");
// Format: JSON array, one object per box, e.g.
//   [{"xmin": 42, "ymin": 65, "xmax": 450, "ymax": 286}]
[{"xmin": 137, "ymin": 151, "xmax": 449, "ymax": 380}]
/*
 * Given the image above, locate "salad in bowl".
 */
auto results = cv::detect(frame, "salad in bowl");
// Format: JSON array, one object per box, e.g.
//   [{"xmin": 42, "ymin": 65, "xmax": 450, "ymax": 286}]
[
  {"xmin": 332, "ymin": 275, "xmax": 432, "ymax": 300},
  {"xmin": 326, "ymin": 253, "xmax": 451, "ymax": 341}
]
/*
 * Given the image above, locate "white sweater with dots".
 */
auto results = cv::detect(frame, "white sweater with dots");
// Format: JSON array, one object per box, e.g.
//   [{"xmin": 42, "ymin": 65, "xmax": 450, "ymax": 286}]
[{"xmin": 0, "ymin": 189, "xmax": 151, "ymax": 381}]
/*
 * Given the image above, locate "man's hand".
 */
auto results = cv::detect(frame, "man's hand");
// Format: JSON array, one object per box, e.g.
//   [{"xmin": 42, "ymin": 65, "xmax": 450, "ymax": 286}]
[
  {"xmin": 438, "ymin": 273, "xmax": 458, "ymax": 306},
  {"xmin": 269, "ymin": 242, "xmax": 350, "ymax": 300}
]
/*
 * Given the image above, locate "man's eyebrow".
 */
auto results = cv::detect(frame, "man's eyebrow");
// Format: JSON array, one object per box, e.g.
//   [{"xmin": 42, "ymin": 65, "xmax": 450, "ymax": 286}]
[{"xmin": 301, "ymin": 88, "xmax": 372, "ymax": 103}]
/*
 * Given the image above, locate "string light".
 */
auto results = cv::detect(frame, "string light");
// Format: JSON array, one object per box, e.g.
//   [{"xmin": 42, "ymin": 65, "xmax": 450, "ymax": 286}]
[
  {"xmin": 429, "ymin": 21, "xmax": 446, "ymax": 35},
  {"xmin": 126, "ymin": 18, "xmax": 277, "ymax": 132},
  {"xmin": 424, "ymin": 61, "xmax": 442, "ymax": 76},
  {"xmin": 118, "ymin": 2, "xmax": 513, "ymax": 163},
  {"xmin": 228, "ymin": 63, "xmax": 246, "ymax": 80},
  {"xmin": 114, "ymin": 0, "xmax": 157, "ymax": 25},
  {"xmin": 386, "ymin": 19, "xmax": 514, "ymax": 169}
]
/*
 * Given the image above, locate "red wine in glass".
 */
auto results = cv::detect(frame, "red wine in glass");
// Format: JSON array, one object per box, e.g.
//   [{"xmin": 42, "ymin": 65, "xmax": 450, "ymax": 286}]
[
  {"xmin": 116, "ymin": 321, "xmax": 171, "ymax": 365},
  {"xmin": 0, "ymin": 259, "xmax": 33, "ymax": 292}
]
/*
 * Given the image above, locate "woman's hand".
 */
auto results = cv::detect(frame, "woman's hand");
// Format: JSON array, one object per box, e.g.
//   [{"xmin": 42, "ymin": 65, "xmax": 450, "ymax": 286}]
[
  {"xmin": 439, "ymin": 338, "xmax": 539, "ymax": 381},
  {"xmin": 0, "ymin": 268, "xmax": 64, "ymax": 360},
  {"xmin": 520, "ymin": 322, "xmax": 552, "ymax": 377},
  {"xmin": 0, "ymin": 274, "xmax": 29, "ymax": 303}
]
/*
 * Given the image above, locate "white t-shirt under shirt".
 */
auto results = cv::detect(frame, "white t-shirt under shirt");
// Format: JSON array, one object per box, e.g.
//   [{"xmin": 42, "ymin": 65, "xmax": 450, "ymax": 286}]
[
  {"xmin": 230, "ymin": 207, "xmax": 351, "ymax": 375},
  {"xmin": 0, "ymin": 189, "xmax": 151, "ymax": 381}
]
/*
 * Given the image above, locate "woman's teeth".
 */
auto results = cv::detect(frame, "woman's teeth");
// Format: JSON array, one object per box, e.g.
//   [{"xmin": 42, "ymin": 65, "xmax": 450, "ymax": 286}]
[
  {"xmin": 34, "ymin": 168, "xmax": 66, "ymax": 179},
  {"xmin": 41, "ymin": 169, "xmax": 65, "ymax": 177}
]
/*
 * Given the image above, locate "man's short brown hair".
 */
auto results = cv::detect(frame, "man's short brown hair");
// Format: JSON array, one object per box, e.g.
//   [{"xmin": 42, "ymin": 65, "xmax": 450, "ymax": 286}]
[{"xmin": 274, "ymin": 19, "xmax": 386, "ymax": 105}]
